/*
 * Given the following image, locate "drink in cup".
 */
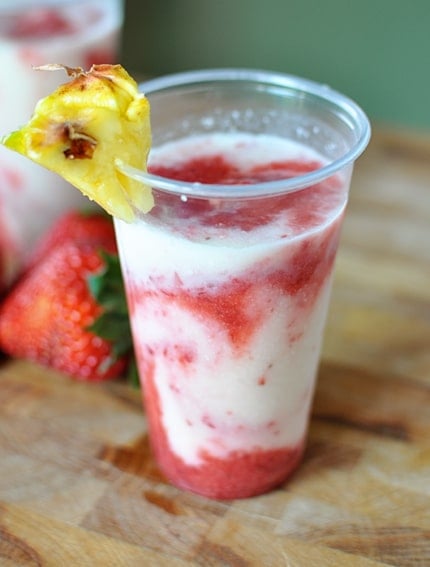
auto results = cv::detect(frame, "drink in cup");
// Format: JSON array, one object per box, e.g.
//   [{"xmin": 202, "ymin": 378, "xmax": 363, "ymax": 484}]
[
  {"xmin": 116, "ymin": 69, "xmax": 371, "ymax": 499},
  {"xmin": 0, "ymin": 0, "xmax": 123, "ymax": 290}
]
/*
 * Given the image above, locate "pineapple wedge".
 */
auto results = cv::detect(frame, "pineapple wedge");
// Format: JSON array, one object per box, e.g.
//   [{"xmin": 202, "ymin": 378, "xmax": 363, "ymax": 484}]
[{"xmin": 2, "ymin": 64, "xmax": 153, "ymax": 222}]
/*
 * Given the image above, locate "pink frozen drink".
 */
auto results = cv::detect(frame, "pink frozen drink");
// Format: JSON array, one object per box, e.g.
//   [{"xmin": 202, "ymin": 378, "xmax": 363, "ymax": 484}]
[{"xmin": 114, "ymin": 70, "xmax": 370, "ymax": 499}]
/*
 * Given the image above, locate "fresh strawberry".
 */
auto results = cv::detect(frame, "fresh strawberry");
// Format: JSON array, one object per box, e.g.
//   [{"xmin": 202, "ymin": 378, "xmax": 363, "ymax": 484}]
[
  {"xmin": 26, "ymin": 209, "xmax": 114, "ymax": 271},
  {"xmin": 0, "ymin": 211, "xmax": 135, "ymax": 382}
]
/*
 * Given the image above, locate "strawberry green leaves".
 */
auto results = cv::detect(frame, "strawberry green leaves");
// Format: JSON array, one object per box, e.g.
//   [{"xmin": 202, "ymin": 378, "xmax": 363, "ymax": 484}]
[{"xmin": 87, "ymin": 251, "xmax": 139, "ymax": 387}]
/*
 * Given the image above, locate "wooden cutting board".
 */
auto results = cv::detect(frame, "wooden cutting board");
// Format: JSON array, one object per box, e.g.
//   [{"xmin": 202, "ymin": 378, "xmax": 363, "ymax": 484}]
[{"xmin": 1, "ymin": 126, "xmax": 430, "ymax": 566}]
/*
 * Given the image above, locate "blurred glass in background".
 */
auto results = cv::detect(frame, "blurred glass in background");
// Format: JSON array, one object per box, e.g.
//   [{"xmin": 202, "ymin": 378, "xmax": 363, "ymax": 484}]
[{"xmin": 0, "ymin": 0, "xmax": 123, "ymax": 290}]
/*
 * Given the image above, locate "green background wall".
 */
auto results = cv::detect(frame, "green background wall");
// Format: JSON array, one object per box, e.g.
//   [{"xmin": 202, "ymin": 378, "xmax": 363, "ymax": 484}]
[{"xmin": 122, "ymin": 0, "xmax": 430, "ymax": 131}]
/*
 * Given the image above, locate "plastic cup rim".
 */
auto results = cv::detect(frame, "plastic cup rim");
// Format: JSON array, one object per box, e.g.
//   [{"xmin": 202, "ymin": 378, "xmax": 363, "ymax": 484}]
[{"xmin": 124, "ymin": 67, "xmax": 371, "ymax": 200}]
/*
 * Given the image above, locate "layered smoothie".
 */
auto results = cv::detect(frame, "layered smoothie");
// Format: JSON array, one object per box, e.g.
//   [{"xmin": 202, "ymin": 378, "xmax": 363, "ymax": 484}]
[
  {"xmin": 114, "ymin": 132, "xmax": 348, "ymax": 499},
  {"xmin": 0, "ymin": 0, "xmax": 123, "ymax": 290}
]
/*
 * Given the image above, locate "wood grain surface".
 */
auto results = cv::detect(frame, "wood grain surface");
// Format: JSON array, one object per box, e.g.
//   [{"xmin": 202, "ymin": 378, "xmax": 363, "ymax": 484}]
[{"xmin": 1, "ymin": 126, "xmax": 429, "ymax": 566}]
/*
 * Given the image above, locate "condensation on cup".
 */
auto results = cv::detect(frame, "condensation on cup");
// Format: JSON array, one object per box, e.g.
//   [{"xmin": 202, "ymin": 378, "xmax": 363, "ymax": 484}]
[{"xmin": 0, "ymin": 0, "xmax": 124, "ymax": 291}]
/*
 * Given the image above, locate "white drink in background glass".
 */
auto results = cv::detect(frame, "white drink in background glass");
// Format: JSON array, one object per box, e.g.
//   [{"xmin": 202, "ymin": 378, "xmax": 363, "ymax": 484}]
[{"xmin": 0, "ymin": 0, "xmax": 123, "ymax": 290}]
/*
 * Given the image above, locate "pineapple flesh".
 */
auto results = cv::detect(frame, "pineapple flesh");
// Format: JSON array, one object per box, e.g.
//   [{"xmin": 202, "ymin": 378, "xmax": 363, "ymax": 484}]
[{"xmin": 2, "ymin": 64, "xmax": 153, "ymax": 222}]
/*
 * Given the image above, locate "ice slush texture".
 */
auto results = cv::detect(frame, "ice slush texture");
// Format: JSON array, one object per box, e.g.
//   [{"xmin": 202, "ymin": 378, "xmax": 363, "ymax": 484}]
[{"xmin": 115, "ymin": 133, "xmax": 348, "ymax": 499}]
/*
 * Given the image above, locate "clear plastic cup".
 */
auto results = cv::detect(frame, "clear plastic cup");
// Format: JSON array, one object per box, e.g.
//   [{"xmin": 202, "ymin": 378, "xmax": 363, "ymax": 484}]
[
  {"xmin": 0, "ymin": 0, "xmax": 123, "ymax": 290},
  {"xmin": 114, "ymin": 69, "xmax": 371, "ymax": 499}
]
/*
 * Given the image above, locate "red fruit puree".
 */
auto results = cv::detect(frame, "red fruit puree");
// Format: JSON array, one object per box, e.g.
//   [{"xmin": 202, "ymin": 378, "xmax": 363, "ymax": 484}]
[
  {"xmin": 141, "ymin": 353, "xmax": 305, "ymax": 500},
  {"xmin": 124, "ymin": 143, "xmax": 344, "ymax": 499},
  {"xmin": 5, "ymin": 9, "xmax": 75, "ymax": 39}
]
